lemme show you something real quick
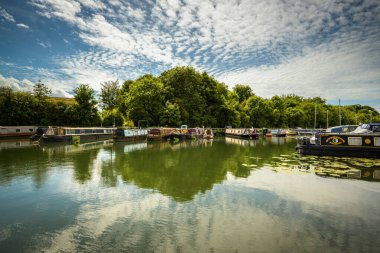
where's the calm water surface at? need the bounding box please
[0,137,380,253]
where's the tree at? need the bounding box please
[160,101,182,126]
[125,75,165,126]
[33,80,51,100]
[72,84,100,126]
[160,67,205,126]
[100,80,119,110]
[233,84,253,103]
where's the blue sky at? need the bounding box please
[0,0,379,111]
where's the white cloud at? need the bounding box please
[0,6,15,22]
[77,0,106,10]
[16,23,29,29]
[0,74,34,92]
[218,31,380,103]
[24,0,380,109]
[30,0,82,25]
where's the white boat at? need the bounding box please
[0,126,38,138]
[114,128,148,142]
[203,128,214,139]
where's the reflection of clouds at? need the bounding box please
[41,165,380,252]
[227,169,380,218]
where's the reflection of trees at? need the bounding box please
[110,138,298,201]
[0,145,48,188]
[41,142,111,184]
[224,137,297,177]
[113,140,234,201]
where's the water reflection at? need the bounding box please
[1,138,380,252]
[225,137,380,182]
[112,139,228,201]
[1,138,379,195]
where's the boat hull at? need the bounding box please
[113,135,147,142]
[297,144,380,158]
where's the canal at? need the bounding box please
[0,137,380,252]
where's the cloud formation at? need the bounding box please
[2,0,379,108]
[16,23,29,29]
[0,6,15,22]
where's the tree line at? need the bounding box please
[0,66,379,128]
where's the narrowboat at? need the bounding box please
[147,128,173,141]
[188,127,204,139]
[271,129,287,137]
[225,128,259,139]
[168,125,190,141]
[286,129,298,136]
[296,131,380,158]
[113,128,148,142]
[203,128,214,139]
[40,127,114,144]
[0,126,38,138]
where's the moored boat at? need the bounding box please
[40,127,114,144]
[188,127,203,139]
[225,128,258,139]
[113,128,148,142]
[271,129,287,137]
[272,129,286,137]
[296,129,380,158]
[203,128,214,139]
[286,129,298,136]
[169,128,188,141]
[0,126,38,138]
[147,128,173,141]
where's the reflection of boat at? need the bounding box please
[123,142,147,153]
[147,128,172,141]
[317,168,380,182]
[225,137,258,147]
[41,140,113,155]
[0,140,34,149]
[203,128,214,139]
[0,126,38,138]
[225,128,258,139]
[114,128,148,142]
[40,127,114,144]
[296,131,380,158]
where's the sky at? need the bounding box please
[0,0,379,111]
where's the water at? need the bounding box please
[0,137,379,253]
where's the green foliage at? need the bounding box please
[124,75,165,126]
[101,109,124,127]
[160,101,182,126]
[100,80,119,110]
[1,68,379,128]
[233,84,253,103]
[33,80,51,100]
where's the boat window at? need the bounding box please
[348,137,362,146]
[372,125,380,132]
[375,137,380,146]
[16,129,20,132]
[75,130,80,134]
[29,129,34,132]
